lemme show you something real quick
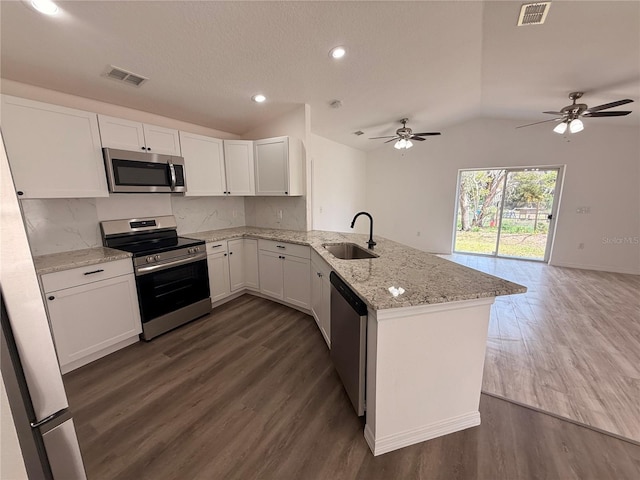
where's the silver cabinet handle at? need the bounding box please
[276,245,286,249]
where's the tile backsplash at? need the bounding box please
[21,198,101,256]
[172,196,245,234]
[21,194,308,256]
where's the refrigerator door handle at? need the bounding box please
[30,408,67,429]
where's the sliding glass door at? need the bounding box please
[454,168,560,261]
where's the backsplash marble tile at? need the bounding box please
[244,196,307,231]
[21,199,101,255]
[172,196,245,234]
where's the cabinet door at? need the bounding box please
[320,273,331,345]
[228,239,245,292]
[283,255,310,309]
[258,250,283,299]
[1,95,109,198]
[311,261,324,325]
[243,239,259,291]
[46,274,141,368]
[208,251,231,302]
[142,123,181,155]
[223,140,255,195]
[97,114,146,152]
[180,132,226,196]
[254,137,288,195]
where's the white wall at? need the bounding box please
[309,133,368,234]
[243,105,310,230]
[366,117,640,275]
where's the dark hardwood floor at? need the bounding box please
[64,295,640,480]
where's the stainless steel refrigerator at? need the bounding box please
[0,133,87,479]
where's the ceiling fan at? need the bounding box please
[369,118,441,149]
[517,92,634,134]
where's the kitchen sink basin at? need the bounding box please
[323,243,378,260]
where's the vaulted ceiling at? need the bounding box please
[1,1,638,151]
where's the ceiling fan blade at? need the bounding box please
[585,99,634,113]
[410,136,426,141]
[516,118,563,129]
[583,111,632,117]
[542,111,564,115]
[384,137,400,143]
[369,135,397,140]
[411,132,441,137]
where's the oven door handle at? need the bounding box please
[168,162,177,191]
[135,253,207,276]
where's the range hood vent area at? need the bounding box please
[104,65,148,87]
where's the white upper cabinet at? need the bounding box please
[98,114,181,156]
[179,132,226,196]
[254,136,303,196]
[0,95,109,199]
[223,140,255,196]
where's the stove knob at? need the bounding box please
[154,254,161,261]
[146,256,154,263]
[193,246,200,253]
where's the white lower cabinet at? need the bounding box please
[207,239,260,303]
[207,241,231,302]
[311,251,331,347]
[258,240,310,310]
[41,259,141,373]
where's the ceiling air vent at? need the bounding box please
[517,2,551,26]
[104,65,148,87]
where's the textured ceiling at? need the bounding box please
[1,1,638,152]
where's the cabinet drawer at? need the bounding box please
[41,258,133,293]
[207,240,228,254]
[258,239,310,259]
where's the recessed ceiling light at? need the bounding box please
[329,46,346,59]
[252,94,266,103]
[31,0,59,15]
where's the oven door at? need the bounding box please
[135,258,209,323]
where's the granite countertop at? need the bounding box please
[33,228,526,309]
[185,227,527,310]
[34,247,132,275]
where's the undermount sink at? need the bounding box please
[323,243,379,260]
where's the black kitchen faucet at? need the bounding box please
[350,211,376,250]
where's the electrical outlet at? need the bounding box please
[416,231,421,237]
[232,210,237,218]
[578,243,585,249]
[278,209,283,219]
[576,206,591,214]
[319,206,323,214]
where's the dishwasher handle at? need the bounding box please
[330,272,368,316]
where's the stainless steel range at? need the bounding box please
[100,215,211,340]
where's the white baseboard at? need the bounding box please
[364,411,481,456]
[549,260,639,276]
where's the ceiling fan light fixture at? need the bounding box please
[553,122,568,134]
[251,94,266,103]
[405,139,413,149]
[569,119,584,133]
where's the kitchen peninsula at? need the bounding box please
[183,227,527,455]
[33,227,525,456]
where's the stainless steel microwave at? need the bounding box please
[103,148,187,193]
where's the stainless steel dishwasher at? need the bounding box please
[330,272,367,416]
